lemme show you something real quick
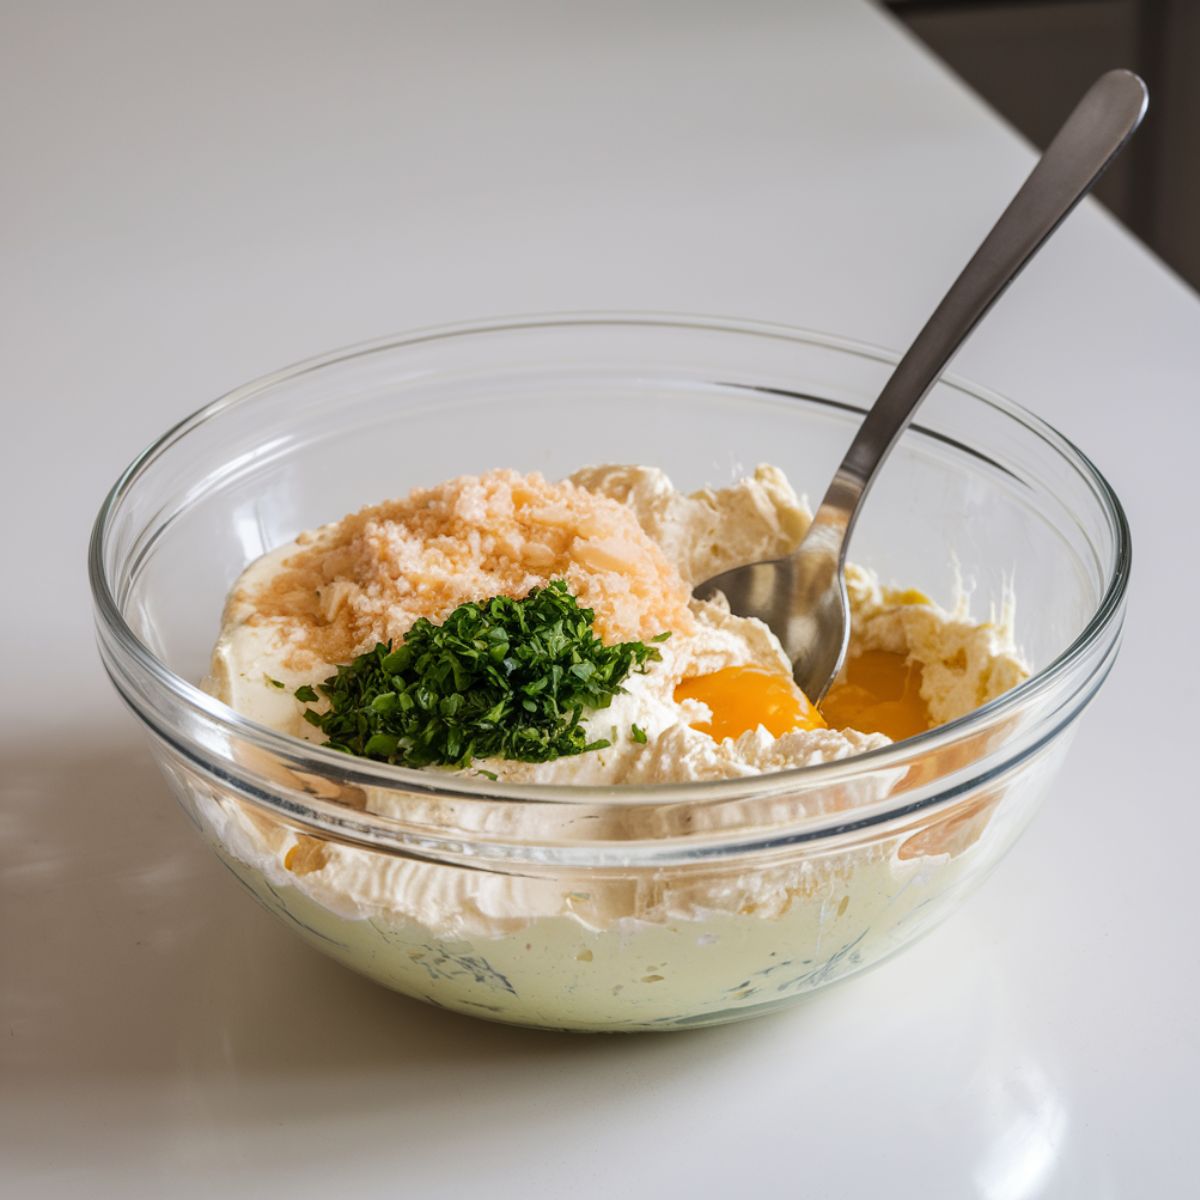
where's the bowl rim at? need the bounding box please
[89,310,1131,812]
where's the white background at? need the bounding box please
[3,1,1197,1195]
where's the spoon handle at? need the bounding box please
[814,68,1148,541]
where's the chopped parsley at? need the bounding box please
[296,580,666,768]
[630,723,648,744]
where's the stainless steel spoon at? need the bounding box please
[694,68,1148,703]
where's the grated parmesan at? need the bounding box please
[240,469,697,667]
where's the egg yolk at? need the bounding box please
[674,665,827,740]
[674,648,936,746]
[820,649,932,742]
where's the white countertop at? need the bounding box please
[4,1,1197,1195]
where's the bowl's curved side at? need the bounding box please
[149,714,1071,1030]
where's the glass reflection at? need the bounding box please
[975,1058,1068,1200]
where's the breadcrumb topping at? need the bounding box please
[240,469,697,667]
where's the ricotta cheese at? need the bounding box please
[195,463,1032,1029]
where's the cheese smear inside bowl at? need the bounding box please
[90,316,1129,1031]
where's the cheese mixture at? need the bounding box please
[209,464,1025,782]
[197,464,1031,1030]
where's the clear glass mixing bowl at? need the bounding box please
[89,315,1128,1031]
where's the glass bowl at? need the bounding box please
[89,315,1128,1032]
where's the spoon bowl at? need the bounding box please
[693,516,849,703]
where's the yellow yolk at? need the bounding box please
[821,649,932,742]
[674,665,826,741]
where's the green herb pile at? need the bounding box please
[295,580,669,769]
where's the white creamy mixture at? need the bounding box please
[210,465,1023,782]
[197,465,1030,1029]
